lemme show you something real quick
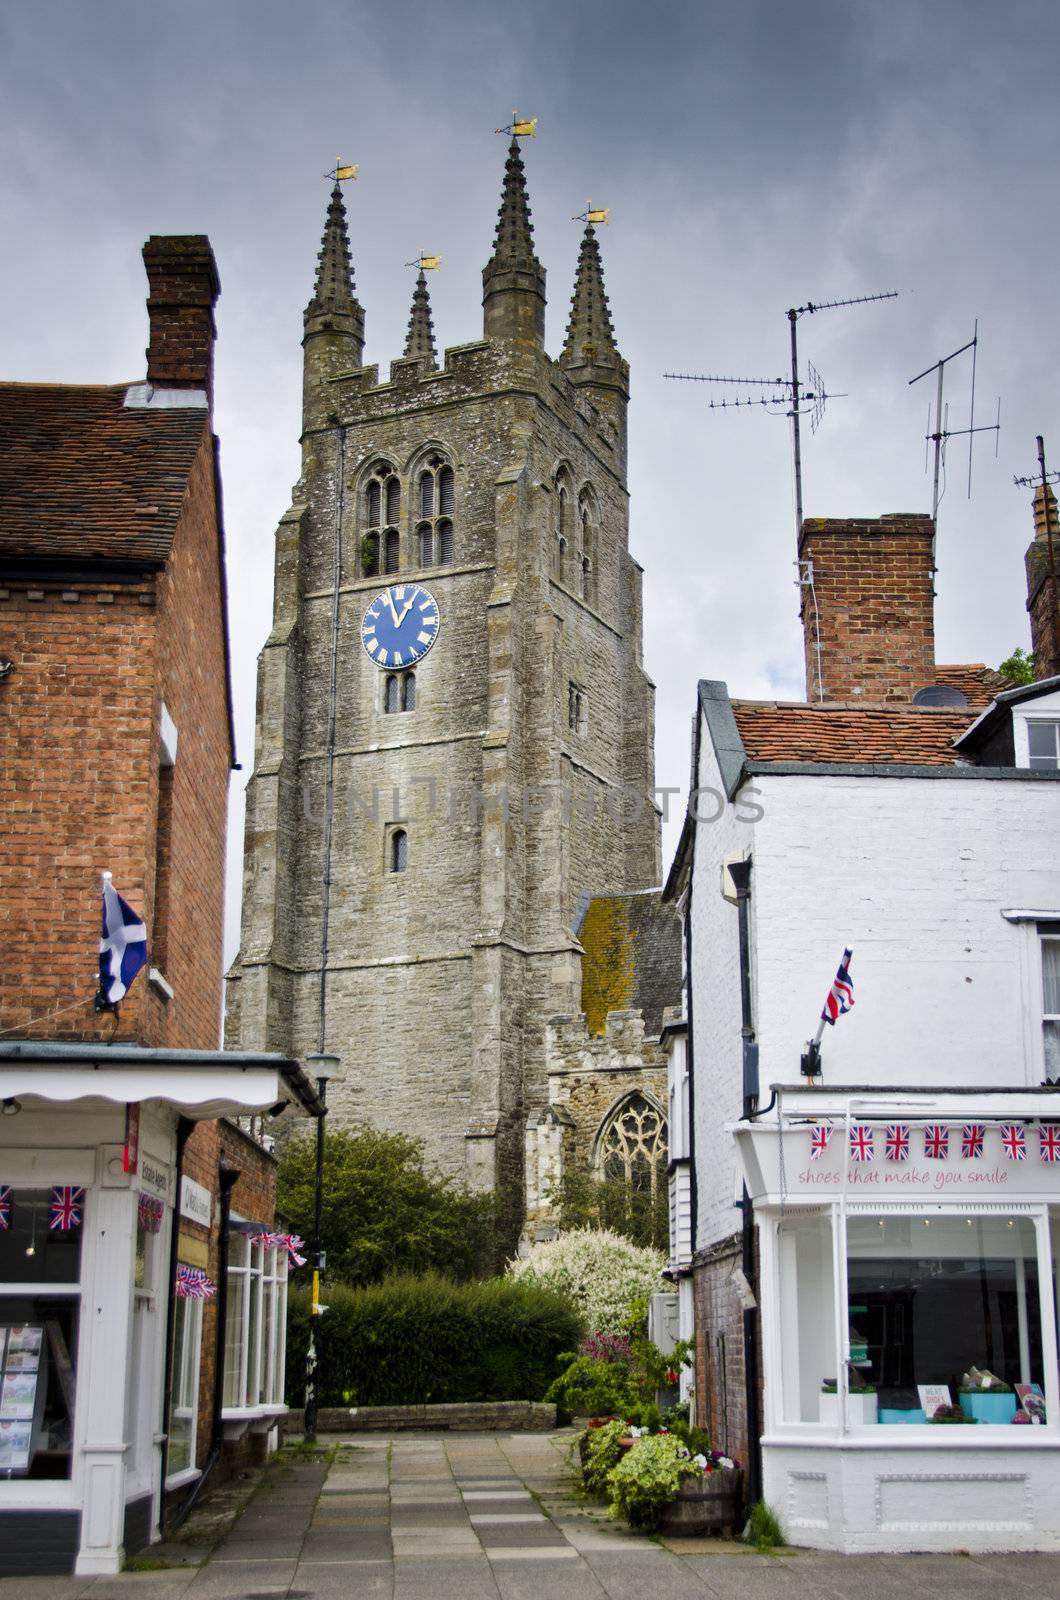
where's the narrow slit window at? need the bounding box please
[391,829,408,873]
[384,674,400,714]
[403,672,416,712]
[385,529,400,574]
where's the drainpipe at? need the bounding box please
[727,857,762,1514]
[158,1116,194,1529]
[168,1160,240,1529]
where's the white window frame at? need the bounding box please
[1014,708,1060,770]
[1042,932,1060,1083]
[221,1230,289,1422]
[165,1292,203,1488]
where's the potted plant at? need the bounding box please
[581,1418,629,1496]
[928,1403,978,1424]
[657,1449,744,1537]
[959,1368,1017,1424]
[606,1435,743,1535]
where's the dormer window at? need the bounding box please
[1027,719,1060,771]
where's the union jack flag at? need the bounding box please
[849,1124,874,1162]
[0,1186,10,1231]
[924,1124,949,1160]
[277,1232,307,1267]
[1001,1123,1027,1161]
[49,1186,84,1230]
[1039,1126,1060,1164]
[176,1266,216,1300]
[810,1124,833,1160]
[884,1124,910,1161]
[961,1123,985,1159]
[821,948,855,1026]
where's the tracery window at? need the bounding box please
[362,462,401,577]
[416,456,455,569]
[597,1093,667,1195]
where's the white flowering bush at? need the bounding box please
[507,1228,665,1333]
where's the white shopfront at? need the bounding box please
[733,1087,1060,1552]
[0,1044,316,1577]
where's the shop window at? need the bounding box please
[1043,933,1060,1082]
[0,1188,83,1480]
[846,1214,1044,1420]
[776,1211,836,1422]
[167,1294,202,1479]
[222,1232,288,1415]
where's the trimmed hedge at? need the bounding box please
[286,1273,584,1406]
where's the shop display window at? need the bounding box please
[222,1232,288,1413]
[0,1189,82,1479]
[167,1294,202,1479]
[776,1211,836,1422]
[847,1214,1045,1423]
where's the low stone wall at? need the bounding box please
[286,1401,558,1433]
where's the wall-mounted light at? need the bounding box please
[2,1098,21,1116]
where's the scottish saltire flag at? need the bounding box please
[0,1186,10,1230]
[809,1124,833,1160]
[849,1124,874,1162]
[49,1186,84,1230]
[885,1124,910,1162]
[1001,1123,1027,1161]
[821,949,855,1026]
[961,1123,985,1159]
[1039,1126,1060,1164]
[924,1124,950,1160]
[98,872,148,1006]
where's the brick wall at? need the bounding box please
[143,236,219,402]
[0,429,230,1048]
[798,514,936,702]
[693,1235,749,1463]
[1026,484,1059,680]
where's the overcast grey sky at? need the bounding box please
[3,0,1056,961]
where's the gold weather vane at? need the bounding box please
[324,160,359,182]
[573,202,609,224]
[405,254,441,270]
[495,112,537,137]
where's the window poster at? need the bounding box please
[917,1384,951,1419]
[0,1326,44,1473]
[0,1420,32,1472]
[1016,1383,1047,1423]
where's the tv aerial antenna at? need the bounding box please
[908,321,1000,565]
[1014,435,1060,657]
[665,290,897,542]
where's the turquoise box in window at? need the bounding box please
[878,1407,927,1424]
[960,1391,1017,1424]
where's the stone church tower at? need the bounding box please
[225,140,662,1214]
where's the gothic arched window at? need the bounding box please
[415,456,456,568]
[390,828,408,873]
[579,497,597,606]
[597,1094,667,1196]
[363,463,401,576]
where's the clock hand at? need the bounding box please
[396,598,416,627]
[384,591,401,626]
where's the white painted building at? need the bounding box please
[665,504,1060,1552]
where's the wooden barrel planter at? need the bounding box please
[659,1470,743,1537]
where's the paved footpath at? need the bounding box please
[5,1430,1060,1600]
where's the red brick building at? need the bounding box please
[0,237,319,1577]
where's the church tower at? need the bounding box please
[226,141,660,1213]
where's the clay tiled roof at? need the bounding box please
[730,701,977,766]
[932,663,1014,705]
[0,383,208,565]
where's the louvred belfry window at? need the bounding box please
[363,463,401,576]
[415,457,456,569]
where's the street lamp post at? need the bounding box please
[303,1052,341,1442]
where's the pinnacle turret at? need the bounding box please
[560,223,620,369]
[303,181,365,373]
[482,138,546,345]
[404,271,438,370]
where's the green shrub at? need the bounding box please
[286,1272,583,1406]
[606,1434,698,1529]
[545,1353,639,1421]
[745,1499,785,1551]
[582,1419,628,1495]
[277,1126,513,1286]
[507,1228,665,1333]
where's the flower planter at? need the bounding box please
[658,1470,743,1537]
[820,1390,877,1425]
[960,1391,1017,1424]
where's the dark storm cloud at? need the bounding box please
[2,0,1057,956]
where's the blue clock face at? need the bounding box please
[360,583,440,669]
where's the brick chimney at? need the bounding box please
[1026,482,1060,680]
[142,235,220,405]
[798,514,936,702]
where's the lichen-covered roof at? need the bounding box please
[0,382,208,565]
[577,890,682,1038]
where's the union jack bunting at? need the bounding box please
[1039,1126,1060,1164]
[821,948,855,1026]
[849,1124,874,1162]
[137,1193,164,1233]
[809,1124,833,1160]
[1001,1123,1027,1161]
[0,1186,10,1230]
[176,1266,216,1300]
[49,1186,84,1230]
[276,1232,307,1267]
[924,1124,949,1160]
[961,1123,985,1159]
[884,1124,910,1161]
